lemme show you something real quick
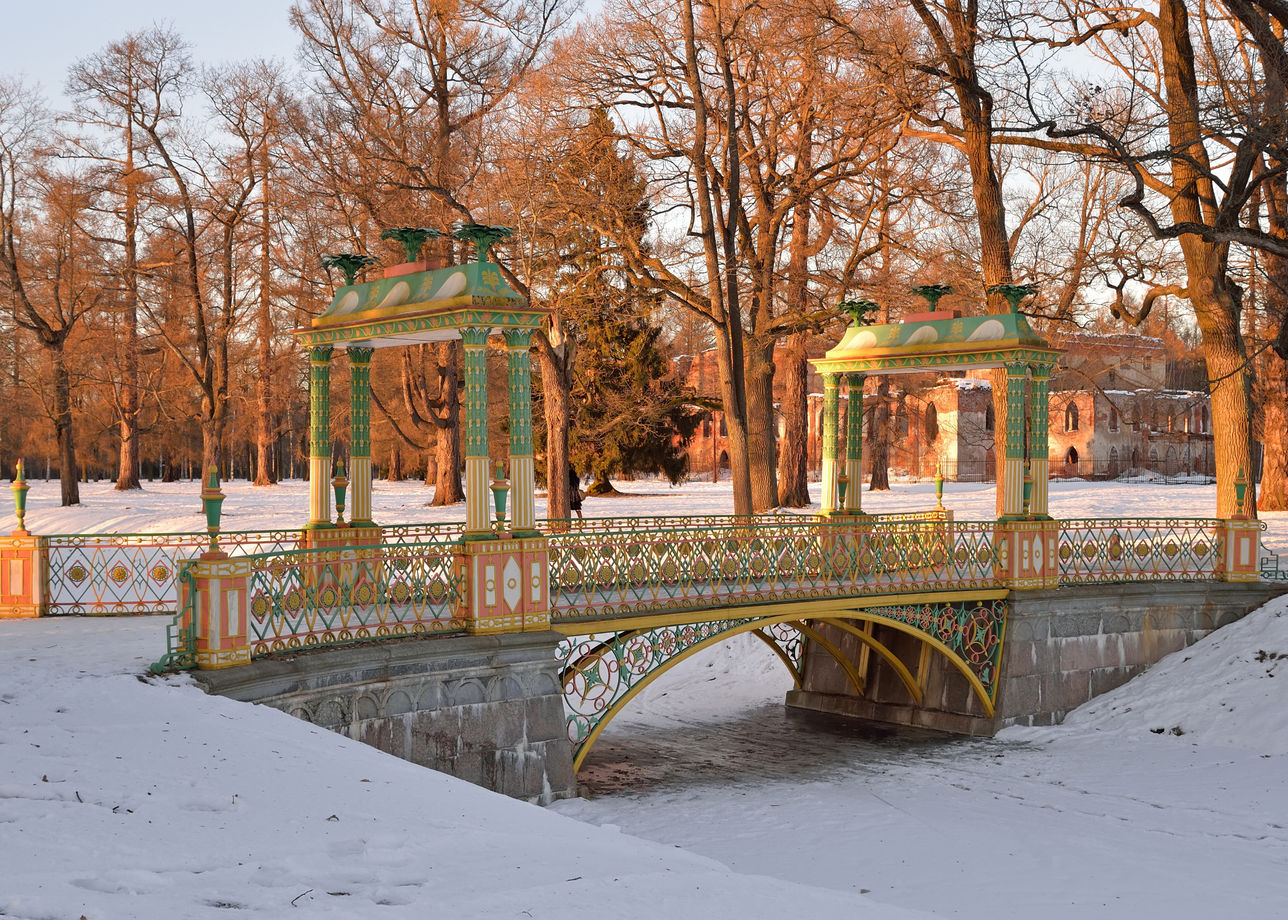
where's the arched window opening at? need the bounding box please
[924,404,939,442]
[1065,446,1079,468]
[1109,406,1119,432]
[1064,402,1079,432]
[1107,446,1120,478]
[985,406,995,432]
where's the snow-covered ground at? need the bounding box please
[2,481,1287,918]
[4,475,1287,555]
[555,601,1288,918]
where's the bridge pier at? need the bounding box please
[195,630,577,805]
[787,581,1287,735]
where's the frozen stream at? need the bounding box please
[576,699,971,797]
[553,633,1288,919]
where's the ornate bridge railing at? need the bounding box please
[151,538,466,670]
[543,508,949,534]
[43,522,467,616]
[547,517,1003,623]
[1261,547,1288,582]
[1055,518,1228,584]
[242,540,464,658]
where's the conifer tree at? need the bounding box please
[568,307,701,494]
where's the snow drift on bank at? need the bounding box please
[1002,594,1288,753]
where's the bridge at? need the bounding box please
[146,505,1277,792]
[4,241,1281,803]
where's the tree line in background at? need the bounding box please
[1,0,1285,518]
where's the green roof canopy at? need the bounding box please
[812,311,1061,376]
[296,261,545,349]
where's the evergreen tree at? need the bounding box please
[570,306,701,494]
[530,108,700,495]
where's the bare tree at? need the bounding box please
[0,80,100,505]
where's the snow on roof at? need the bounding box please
[1054,331,1166,350]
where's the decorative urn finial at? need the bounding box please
[452,223,513,263]
[837,298,880,327]
[987,282,1039,314]
[321,253,380,286]
[380,227,442,264]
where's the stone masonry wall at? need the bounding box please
[195,631,577,805]
[788,582,1286,735]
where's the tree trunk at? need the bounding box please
[113,277,141,490]
[1159,0,1257,518]
[1260,350,1288,510]
[777,332,810,506]
[536,327,573,521]
[963,110,1016,517]
[254,144,276,486]
[712,326,754,515]
[115,135,141,491]
[430,340,464,505]
[868,375,890,491]
[200,403,219,484]
[745,338,779,511]
[424,448,438,488]
[936,6,1015,515]
[681,0,752,516]
[1201,320,1257,517]
[52,342,80,506]
[1257,118,1288,509]
[387,443,403,482]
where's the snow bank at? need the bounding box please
[1003,594,1288,754]
[0,616,919,920]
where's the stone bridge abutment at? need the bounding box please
[194,630,577,805]
[787,581,1287,735]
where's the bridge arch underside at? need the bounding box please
[556,594,1007,770]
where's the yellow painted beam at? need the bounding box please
[817,618,923,706]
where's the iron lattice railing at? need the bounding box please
[559,619,805,760]
[43,522,466,616]
[1055,518,1229,584]
[243,541,465,658]
[149,563,198,674]
[543,508,949,533]
[1261,547,1288,582]
[547,517,1003,622]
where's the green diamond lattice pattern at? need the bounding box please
[1057,519,1225,583]
[548,519,1003,622]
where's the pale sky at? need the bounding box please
[3,0,301,101]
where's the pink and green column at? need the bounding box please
[505,328,537,535]
[306,344,375,530]
[307,345,335,528]
[348,346,375,526]
[820,373,865,515]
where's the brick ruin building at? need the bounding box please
[675,332,1215,483]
